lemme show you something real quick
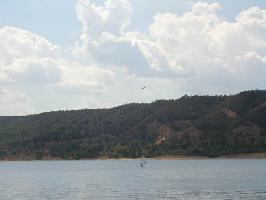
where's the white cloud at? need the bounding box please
[0,88,34,116]
[74,0,166,75]
[76,0,132,35]
[141,4,266,77]
[0,25,116,114]
[80,96,113,109]
[191,2,221,15]
[0,26,114,90]
[75,0,132,54]
[73,0,266,95]
[0,26,61,82]
[58,59,114,90]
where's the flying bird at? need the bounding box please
[141,86,146,90]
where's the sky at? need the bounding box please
[0,0,266,115]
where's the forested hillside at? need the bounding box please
[0,90,266,160]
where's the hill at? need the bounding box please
[0,90,266,160]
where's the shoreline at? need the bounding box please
[1,152,266,161]
[152,152,266,160]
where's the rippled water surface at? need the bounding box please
[0,159,266,199]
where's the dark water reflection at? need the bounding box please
[0,159,266,199]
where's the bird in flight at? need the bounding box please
[141,86,146,90]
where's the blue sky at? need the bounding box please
[0,0,266,115]
[1,0,265,46]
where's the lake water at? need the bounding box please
[0,159,266,199]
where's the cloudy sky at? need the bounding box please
[0,0,265,115]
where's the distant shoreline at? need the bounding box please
[1,152,266,161]
[151,152,266,160]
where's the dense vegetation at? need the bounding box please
[0,90,266,160]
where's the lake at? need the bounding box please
[0,159,266,199]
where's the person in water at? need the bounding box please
[140,160,146,168]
